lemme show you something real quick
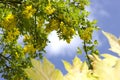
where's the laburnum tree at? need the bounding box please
[0,0,99,80]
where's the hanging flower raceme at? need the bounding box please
[44,3,55,15]
[1,13,20,42]
[4,28,20,42]
[79,27,93,41]
[45,19,60,33]
[23,44,36,54]
[1,13,16,30]
[22,5,36,19]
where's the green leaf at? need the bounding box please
[94,40,98,45]
[77,47,82,55]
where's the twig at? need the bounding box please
[0,53,15,66]
[0,53,11,63]
[83,41,93,69]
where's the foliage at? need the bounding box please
[0,0,99,79]
[25,31,120,80]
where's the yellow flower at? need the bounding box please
[26,5,32,11]
[23,34,32,42]
[37,18,44,28]
[66,38,71,43]
[45,19,59,33]
[50,19,59,30]
[5,13,14,21]
[5,31,14,42]
[80,27,93,41]
[15,52,19,58]
[45,4,55,15]
[69,28,75,36]
[60,21,64,27]
[23,44,36,54]
[22,5,36,19]
[4,28,20,42]
[14,28,20,36]
[2,13,16,30]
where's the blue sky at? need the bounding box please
[1,0,120,79]
[45,0,120,74]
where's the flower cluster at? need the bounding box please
[59,22,76,43]
[2,13,16,30]
[79,27,93,41]
[22,5,36,19]
[45,19,60,33]
[45,20,76,43]
[4,28,20,42]
[23,34,47,54]
[23,44,36,54]
[44,4,55,15]
[1,13,20,42]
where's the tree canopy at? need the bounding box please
[0,0,99,80]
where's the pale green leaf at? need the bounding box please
[62,60,72,73]
[77,47,82,54]
[50,69,64,80]
[102,31,120,56]
[64,56,97,80]
[24,58,64,80]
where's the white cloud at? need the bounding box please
[45,31,82,57]
[45,29,102,57]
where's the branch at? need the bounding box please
[0,53,15,66]
[0,53,11,63]
[83,41,93,69]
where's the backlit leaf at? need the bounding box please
[102,31,120,56]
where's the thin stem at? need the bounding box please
[0,53,11,63]
[0,53,15,66]
[83,41,93,69]
[34,9,37,47]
